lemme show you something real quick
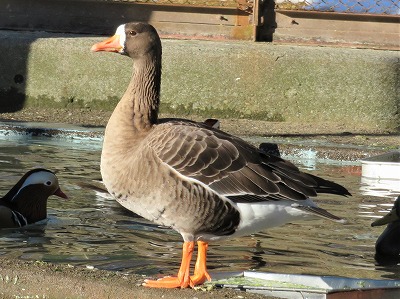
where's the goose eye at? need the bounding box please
[128,30,137,36]
[45,181,52,186]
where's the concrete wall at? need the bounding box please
[0,30,399,130]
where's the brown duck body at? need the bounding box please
[94,22,350,288]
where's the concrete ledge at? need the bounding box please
[0,30,399,130]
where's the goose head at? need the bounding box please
[0,169,67,227]
[371,196,400,264]
[91,22,162,130]
[91,23,161,60]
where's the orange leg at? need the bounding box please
[190,241,211,287]
[143,241,194,288]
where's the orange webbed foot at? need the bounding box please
[143,271,210,288]
[144,241,194,289]
[143,240,211,289]
[143,276,190,288]
[189,240,211,287]
[189,271,211,287]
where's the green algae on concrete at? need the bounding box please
[0,30,398,130]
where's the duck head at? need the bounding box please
[0,169,67,227]
[372,196,400,265]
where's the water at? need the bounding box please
[0,128,399,281]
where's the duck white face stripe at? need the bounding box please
[115,24,126,52]
[11,171,57,201]
[21,171,56,189]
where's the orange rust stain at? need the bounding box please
[331,165,362,176]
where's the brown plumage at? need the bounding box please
[91,22,350,288]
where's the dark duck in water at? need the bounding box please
[0,169,67,228]
[372,196,400,265]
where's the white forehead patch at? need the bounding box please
[11,171,58,201]
[115,24,126,50]
[21,171,57,189]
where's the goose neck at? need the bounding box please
[124,55,161,130]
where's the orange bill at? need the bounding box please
[91,35,122,53]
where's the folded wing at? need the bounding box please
[149,121,351,203]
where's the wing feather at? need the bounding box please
[148,120,350,203]
[247,163,281,182]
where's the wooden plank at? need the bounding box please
[62,0,239,8]
[267,10,400,49]
[0,0,254,39]
[276,9,400,23]
[277,13,400,34]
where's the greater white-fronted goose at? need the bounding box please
[91,22,351,288]
[0,169,67,228]
[372,196,400,265]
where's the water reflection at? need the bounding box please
[360,177,400,198]
[1,132,400,280]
